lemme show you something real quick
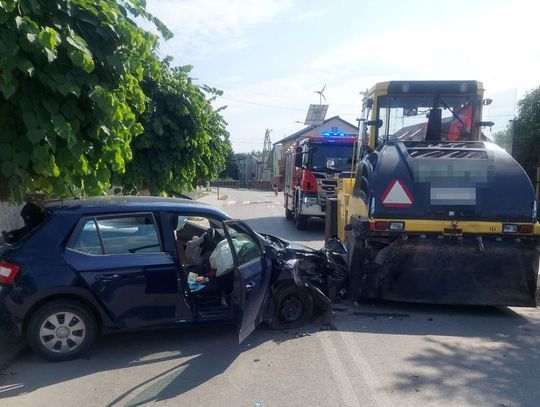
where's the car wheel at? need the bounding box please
[27,299,98,361]
[270,286,313,330]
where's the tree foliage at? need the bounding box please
[492,126,512,153]
[514,86,540,182]
[0,0,230,202]
[118,60,230,195]
[0,0,174,200]
[220,148,239,181]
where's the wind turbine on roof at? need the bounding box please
[314,84,326,105]
[304,85,328,127]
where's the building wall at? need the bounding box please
[272,145,282,178]
[0,202,23,234]
[238,156,258,187]
[256,159,264,182]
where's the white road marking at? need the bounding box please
[339,331,394,407]
[318,332,362,407]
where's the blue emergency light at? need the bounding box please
[321,131,347,137]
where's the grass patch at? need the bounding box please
[218,194,229,201]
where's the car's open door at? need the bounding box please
[222,220,271,343]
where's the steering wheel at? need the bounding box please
[200,228,217,257]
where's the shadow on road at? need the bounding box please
[1,303,539,406]
[0,323,318,406]
[339,302,540,406]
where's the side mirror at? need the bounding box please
[366,119,383,128]
[265,245,278,260]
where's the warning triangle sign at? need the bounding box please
[381,180,413,208]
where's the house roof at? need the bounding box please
[274,116,358,145]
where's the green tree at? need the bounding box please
[234,152,250,161]
[492,126,512,153]
[0,0,170,201]
[117,60,230,195]
[220,148,239,180]
[514,86,540,183]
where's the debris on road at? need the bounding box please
[353,311,410,319]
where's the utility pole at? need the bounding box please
[261,129,273,183]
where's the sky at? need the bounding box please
[146,0,540,152]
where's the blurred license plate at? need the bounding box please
[430,187,476,205]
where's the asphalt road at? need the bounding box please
[204,187,326,249]
[1,188,540,407]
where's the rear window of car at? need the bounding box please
[1,202,47,246]
[69,213,162,255]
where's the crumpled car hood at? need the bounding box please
[260,233,349,302]
[259,233,314,252]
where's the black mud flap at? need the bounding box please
[364,235,539,306]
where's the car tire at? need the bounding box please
[27,299,98,361]
[270,286,314,330]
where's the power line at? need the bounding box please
[223,95,516,120]
[221,96,306,112]
[220,96,358,117]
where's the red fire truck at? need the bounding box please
[283,134,357,229]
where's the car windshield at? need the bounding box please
[377,95,479,142]
[309,144,354,172]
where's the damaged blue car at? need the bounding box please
[0,197,346,361]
